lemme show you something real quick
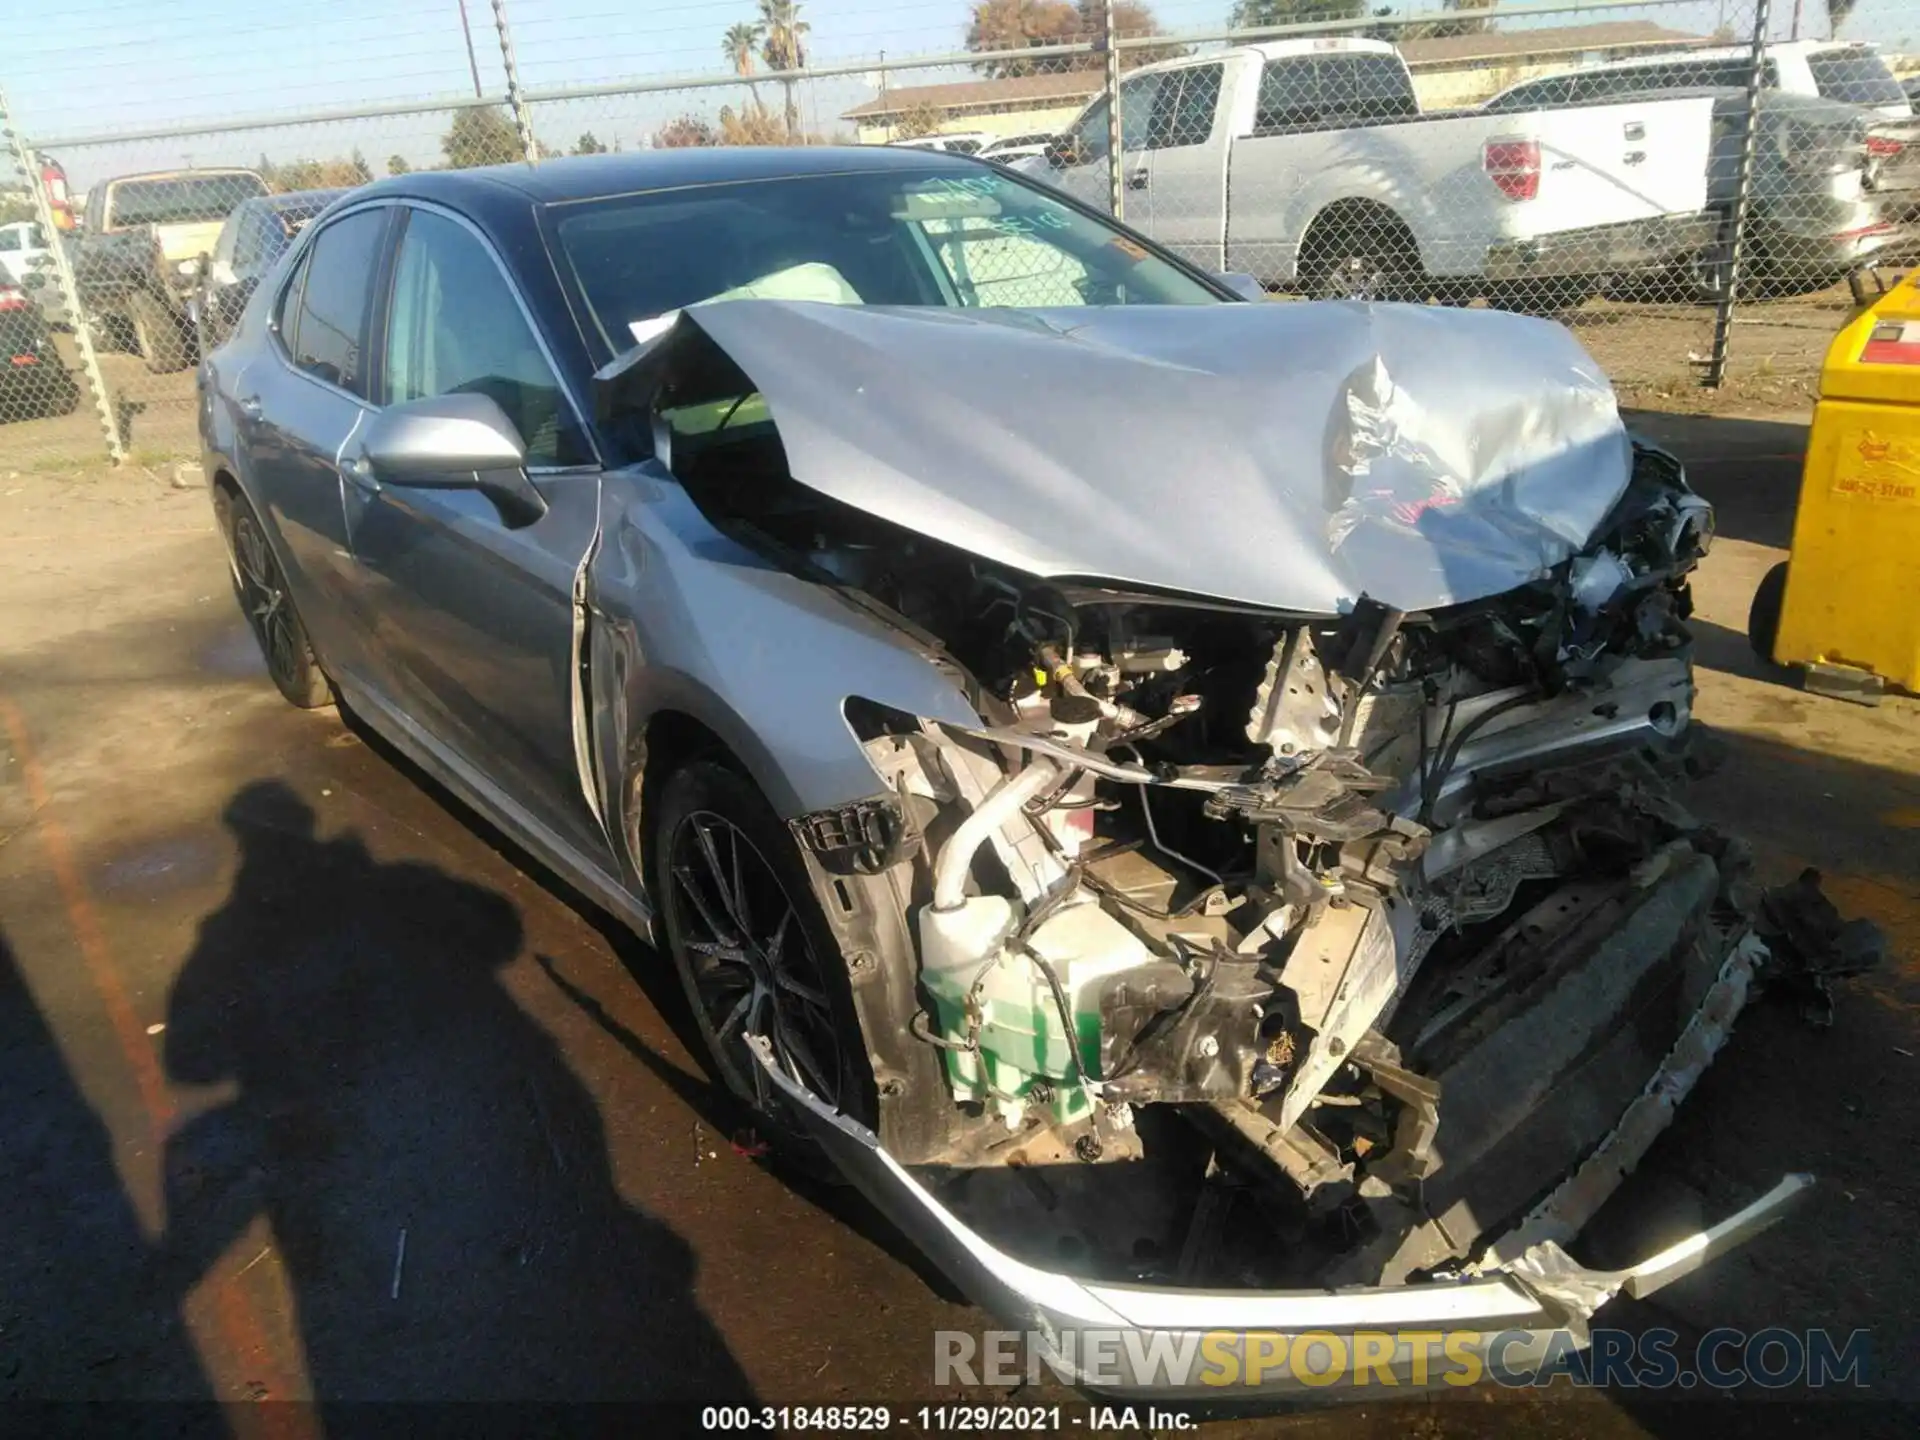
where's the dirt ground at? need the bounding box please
[0,404,1916,1434]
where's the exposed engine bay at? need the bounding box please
[604,298,1877,1298]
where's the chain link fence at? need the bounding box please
[2,0,1915,473]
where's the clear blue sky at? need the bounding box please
[3,0,1915,189]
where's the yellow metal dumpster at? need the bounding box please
[1750,271,1920,699]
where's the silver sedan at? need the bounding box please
[200,146,1826,1396]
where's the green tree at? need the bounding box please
[1400,0,1496,40]
[572,131,608,155]
[965,1,1179,78]
[1227,0,1363,26]
[386,154,411,176]
[441,106,526,168]
[724,19,768,114]
[348,148,374,185]
[654,114,717,148]
[757,0,810,139]
[1829,0,1859,34]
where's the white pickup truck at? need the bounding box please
[1032,38,1720,309]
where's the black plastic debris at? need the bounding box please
[1756,867,1886,1026]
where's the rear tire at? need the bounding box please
[650,760,875,1165]
[1304,222,1422,302]
[219,487,332,709]
[129,291,193,374]
[1747,561,1789,664]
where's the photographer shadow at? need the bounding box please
[155,778,753,1403]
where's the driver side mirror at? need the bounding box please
[358,392,548,527]
[1216,272,1265,303]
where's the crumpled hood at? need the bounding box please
[617,298,1634,614]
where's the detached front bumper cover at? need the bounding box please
[748,976,1813,1398]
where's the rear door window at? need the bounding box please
[1255,57,1318,133]
[287,207,386,396]
[1806,49,1907,107]
[1334,54,1418,121]
[273,250,310,354]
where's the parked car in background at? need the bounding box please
[885,131,992,155]
[976,131,1060,165]
[0,278,79,420]
[1485,79,1920,291]
[189,188,346,351]
[1489,39,1912,121]
[0,220,49,285]
[72,167,268,373]
[1040,38,1719,311]
[199,149,1819,1392]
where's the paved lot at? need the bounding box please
[0,407,1916,1433]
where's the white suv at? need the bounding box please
[1486,39,1912,120]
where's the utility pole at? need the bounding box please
[489,0,539,164]
[456,0,485,97]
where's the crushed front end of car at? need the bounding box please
[601,296,1869,1394]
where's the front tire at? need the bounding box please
[650,760,874,1157]
[220,488,332,709]
[1748,561,1789,664]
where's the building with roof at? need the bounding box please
[842,69,1103,146]
[842,21,1704,143]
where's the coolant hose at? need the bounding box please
[932,761,1062,912]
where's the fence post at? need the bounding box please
[1103,1,1123,220]
[1705,0,1773,388]
[488,0,539,164]
[0,88,123,466]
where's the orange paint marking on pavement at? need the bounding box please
[0,692,319,1437]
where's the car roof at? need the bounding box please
[249,187,349,214]
[349,146,997,211]
[1563,37,1874,73]
[109,168,263,184]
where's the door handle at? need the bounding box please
[1623,150,1647,166]
[236,394,262,419]
[1127,169,1149,190]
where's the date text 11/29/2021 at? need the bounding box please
[700,1406,1196,1432]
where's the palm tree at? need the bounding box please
[755,0,810,141]
[723,20,766,115]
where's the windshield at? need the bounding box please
[550,165,1220,358]
[109,173,267,228]
[1806,49,1907,107]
